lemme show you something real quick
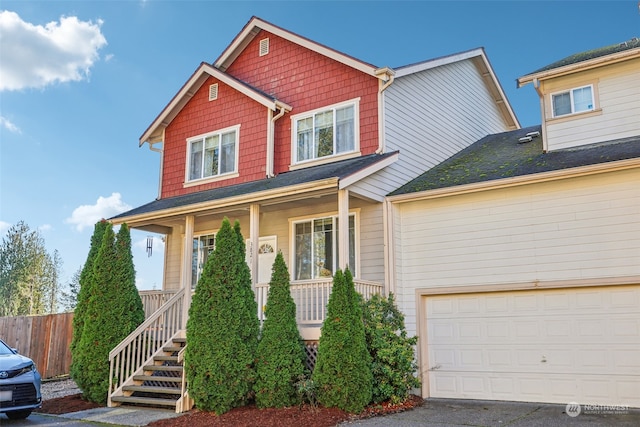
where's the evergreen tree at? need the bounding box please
[70,220,107,384]
[114,223,145,335]
[362,293,420,404]
[313,268,372,413]
[185,218,259,414]
[0,221,59,316]
[254,252,306,408]
[73,222,144,404]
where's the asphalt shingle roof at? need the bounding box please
[390,126,640,196]
[112,152,397,219]
[528,37,640,75]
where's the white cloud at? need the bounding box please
[0,11,107,91]
[66,193,131,232]
[0,116,21,133]
[0,221,11,235]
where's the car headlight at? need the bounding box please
[16,363,36,376]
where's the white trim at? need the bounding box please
[339,151,399,189]
[290,98,360,166]
[185,124,241,184]
[215,17,380,77]
[394,48,484,77]
[288,209,360,280]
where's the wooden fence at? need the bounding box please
[0,312,74,379]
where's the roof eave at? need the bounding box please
[389,157,640,204]
[517,48,640,88]
[214,16,381,78]
[139,63,291,147]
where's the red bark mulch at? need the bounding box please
[36,393,423,427]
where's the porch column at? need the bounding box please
[249,203,260,285]
[338,189,350,271]
[181,215,194,327]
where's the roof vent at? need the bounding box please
[259,38,269,56]
[209,83,218,101]
[518,136,533,144]
[526,131,541,138]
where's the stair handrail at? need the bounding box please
[108,288,186,407]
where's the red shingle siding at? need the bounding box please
[227,30,379,174]
[161,76,267,199]
[159,29,379,199]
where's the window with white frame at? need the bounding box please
[192,233,215,288]
[293,101,357,164]
[293,214,356,280]
[187,126,238,182]
[551,85,594,117]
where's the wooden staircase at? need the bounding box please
[111,336,188,410]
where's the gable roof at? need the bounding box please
[140,62,292,146]
[389,126,640,198]
[214,16,388,79]
[395,47,519,130]
[518,37,640,87]
[111,151,398,222]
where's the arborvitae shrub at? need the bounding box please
[185,218,259,414]
[254,251,306,408]
[313,268,372,413]
[70,219,108,385]
[73,223,144,403]
[362,293,420,404]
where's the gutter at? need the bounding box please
[110,177,339,225]
[388,157,640,204]
[148,139,164,199]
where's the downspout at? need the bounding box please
[376,68,395,154]
[148,134,164,199]
[532,78,549,152]
[267,104,287,178]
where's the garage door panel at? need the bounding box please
[424,286,640,406]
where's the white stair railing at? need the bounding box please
[108,288,185,407]
[139,290,178,319]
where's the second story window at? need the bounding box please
[293,100,358,164]
[187,126,239,182]
[551,85,594,117]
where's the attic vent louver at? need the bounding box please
[259,38,269,56]
[209,83,218,101]
[526,131,541,138]
[518,136,533,144]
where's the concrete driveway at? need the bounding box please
[340,398,640,427]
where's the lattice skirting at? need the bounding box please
[304,341,318,372]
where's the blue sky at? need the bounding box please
[1,0,639,293]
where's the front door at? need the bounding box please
[246,236,277,284]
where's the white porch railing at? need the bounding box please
[139,290,178,319]
[255,278,383,325]
[108,288,186,407]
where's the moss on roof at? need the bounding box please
[390,126,640,196]
[528,37,640,75]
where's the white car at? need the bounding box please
[0,339,42,419]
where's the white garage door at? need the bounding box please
[424,285,640,406]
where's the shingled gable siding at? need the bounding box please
[225,30,381,172]
[161,76,268,198]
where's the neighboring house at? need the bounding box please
[387,38,640,406]
[107,16,517,411]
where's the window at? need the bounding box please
[551,85,594,117]
[293,214,356,280]
[192,234,215,288]
[293,101,357,163]
[187,126,238,182]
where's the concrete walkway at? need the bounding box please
[340,398,640,427]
